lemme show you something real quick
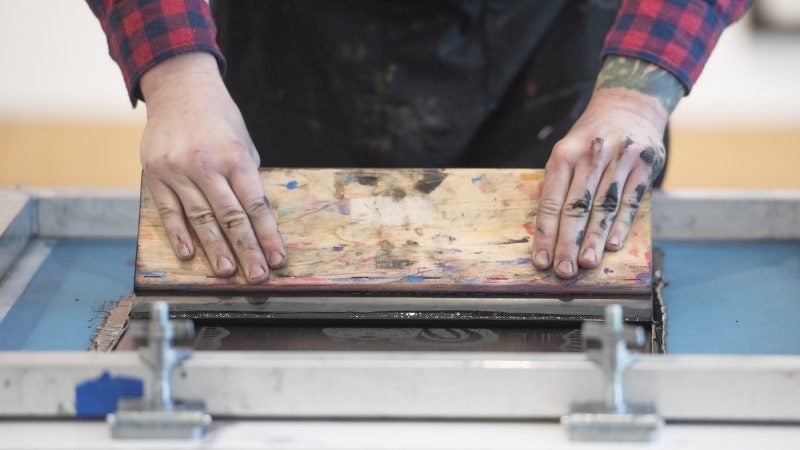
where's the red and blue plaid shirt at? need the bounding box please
[87,0,750,105]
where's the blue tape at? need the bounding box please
[75,371,143,418]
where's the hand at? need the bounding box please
[140,52,287,283]
[532,75,672,278]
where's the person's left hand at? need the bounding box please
[531,88,667,279]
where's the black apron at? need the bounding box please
[213,0,665,185]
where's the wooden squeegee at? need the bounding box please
[134,168,652,300]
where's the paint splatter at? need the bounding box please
[402,274,426,283]
[471,175,483,184]
[356,174,379,186]
[285,180,299,190]
[497,258,533,265]
[415,170,447,194]
[499,237,530,245]
[335,201,350,215]
[523,223,536,235]
[332,246,344,252]
[603,267,614,274]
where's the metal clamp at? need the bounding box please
[108,301,211,439]
[561,304,663,442]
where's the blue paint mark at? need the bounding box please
[497,258,532,265]
[285,180,299,190]
[332,245,344,252]
[75,371,143,418]
[139,271,166,278]
[436,262,456,272]
[343,173,353,182]
[402,274,426,282]
[603,267,614,274]
[471,175,483,184]
[336,201,350,215]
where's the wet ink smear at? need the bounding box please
[600,182,619,213]
[415,170,447,194]
[634,183,647,202]
[576,229,585,246]
[592,137,605,152]
[623,136,634,148]
[570,190,592,213]
[356,174,379,186]
[639,148,657,166]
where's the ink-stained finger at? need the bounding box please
[229,168,287,269]
[577,136,638,268]
[532,149,574,270]
[552,138,610,278]
[147,179,194,261]
[195,174,271,284]
[169,178,238,278]
[607,165,651,252]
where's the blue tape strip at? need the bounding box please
[75,371,143,418]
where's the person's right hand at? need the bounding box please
[139,52,287,283]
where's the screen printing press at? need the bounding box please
[0,168,799,449]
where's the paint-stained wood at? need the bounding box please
[135,169,652,295]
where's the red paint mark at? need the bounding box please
[525,80,538,96]
[486,275,508,282]
[287,243,299,249]
[629,247,639,257]
[523,223,536,236]
[645,250,652,261]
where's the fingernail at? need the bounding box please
[177,242,191,259]
[534,250,549,267]
[217,257,234,273]
[557,260,574,275]
[269,251,285,267]
[609,236,621,249]
[581,247,596,264]
[249,265,266,280]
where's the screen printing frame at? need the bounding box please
[0,188,799,424]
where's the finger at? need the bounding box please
[147,179,195,261]
[229,168,288,269]
[552,138,610,278]
[196,174,271,283]
[169,178,238,278]
[532,149,574,270]
[578,138,638,268]
[607,165,651,251]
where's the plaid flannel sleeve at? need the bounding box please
[86,0,226,105]
[602,0,751,92]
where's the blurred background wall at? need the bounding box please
[0,1,798,189]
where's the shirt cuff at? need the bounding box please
[601,0,750,93]
[99,0,226,106]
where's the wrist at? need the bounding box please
[140,52,225,116]
[586,88,669,132]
